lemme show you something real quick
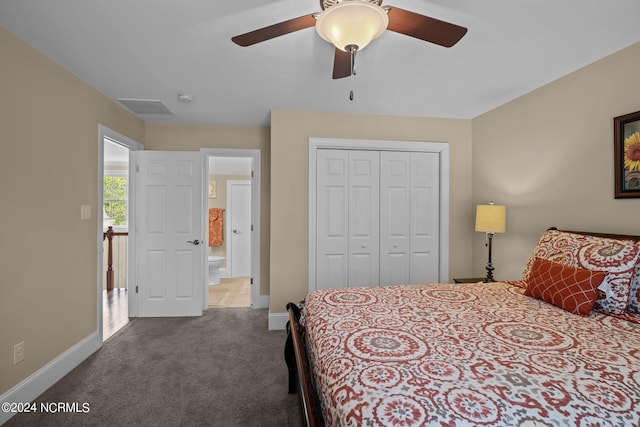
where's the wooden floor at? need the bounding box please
[208,277,250,308]
[103,289,129,341]
[102,278,249,340]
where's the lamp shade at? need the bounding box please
[315,1,389,51]
[475,204,506,233]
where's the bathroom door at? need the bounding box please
[228,181,251,277]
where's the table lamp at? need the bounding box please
[475,202,506,282]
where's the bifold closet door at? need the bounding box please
[348,150,380,287]
[380,151,440,285]
[316,149,440,290]
[316,150,379,289]
[316,149,349,290]
[379,151,411,285]
[408,152,440,283]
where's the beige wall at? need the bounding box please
[0,27,144,394]
[144,123,271,295]
[472,41,640,281]
[269,110,473,312]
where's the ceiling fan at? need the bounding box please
[231,0,467,79]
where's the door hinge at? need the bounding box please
[136,285,139,293]
[251,224,253,231]
[250,277,253,285]
[136,164,139,173]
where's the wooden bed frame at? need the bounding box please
[283,228,640,427]
[284,302,324,427]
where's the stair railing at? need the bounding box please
[102,226,129,291]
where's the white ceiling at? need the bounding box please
[2,0,640,128]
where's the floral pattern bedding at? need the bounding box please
[302,282,640,427]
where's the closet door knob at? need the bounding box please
[187,239,201,246]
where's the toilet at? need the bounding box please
[208,256,225,286]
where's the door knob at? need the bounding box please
[187,239,201,245]
[233,229,239,234]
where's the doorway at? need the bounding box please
[202,149,267,309]
[102,138,129,338]
[206,158,251,308]
[98,125,142,341]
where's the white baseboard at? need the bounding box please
[268,311,289,330]
[0,332,101,425]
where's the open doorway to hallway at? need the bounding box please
[102,138,130,339]
[98,125,142,340]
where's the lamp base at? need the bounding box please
[483,264,495,283]
[484,232,496,283]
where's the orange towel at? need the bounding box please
[209,208,224,247]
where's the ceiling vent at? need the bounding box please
[117,98,174,115]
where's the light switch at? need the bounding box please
[81,205,91,220]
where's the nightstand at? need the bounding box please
[453,277,491,284]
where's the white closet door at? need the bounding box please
[349,151,380,287]
[316,150,349,290]
[379,151,411,286]
[316,148,441,291]
[410,152,440,283]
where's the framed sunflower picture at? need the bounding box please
[614,110,640,198]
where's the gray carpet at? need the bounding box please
[5,308,299,427]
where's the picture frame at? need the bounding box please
[208,181,217,198]
[614,110,640,198]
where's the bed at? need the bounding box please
[284,228,640,427]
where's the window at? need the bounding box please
[104,173,128,228]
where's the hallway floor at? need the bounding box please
[103,289,129,340]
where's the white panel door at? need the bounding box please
[136,151,203,317]
[410,152,440,283]
[349,151,380,287]
[229,181,251,277]
[379,151,411,286]
[316,150,349,290]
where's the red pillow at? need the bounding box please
[524,258,606,316]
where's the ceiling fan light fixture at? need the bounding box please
[315,1,388,52]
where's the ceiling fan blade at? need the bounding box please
[332,48,352,79]
[231,14,317,47]
[385,6,467,48]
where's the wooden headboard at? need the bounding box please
[548,227,640,241]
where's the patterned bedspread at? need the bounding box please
[302,282,640,427]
